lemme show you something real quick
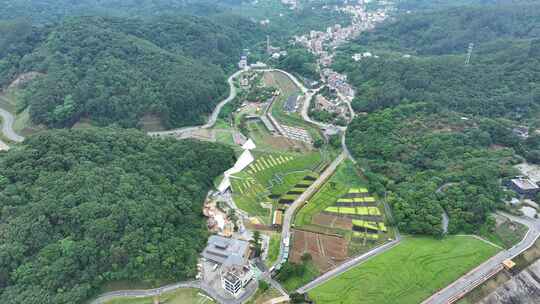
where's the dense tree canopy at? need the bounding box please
[346,104,519,235]
[0,15,266,129]
[333,3,540,119]
[342,2,539,235]
[0,128,235,304]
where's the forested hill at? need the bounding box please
[356,2,540,55]
[342,2,540,236]
[0,128,235,304]
[334,3,540,118]
[0,15,264,129]
[0,0,242,23]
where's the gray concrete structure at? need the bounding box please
[202,235,250,266]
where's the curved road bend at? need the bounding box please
[148,69,245,138]
[0,96,25,143]
[90,281,201,304]
[91,280,257,304]
[422,212,540,304]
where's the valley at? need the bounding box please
[1,1,540,304]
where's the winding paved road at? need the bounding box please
[90,281,201,304]
[148,69,245,138]
[0,95,25,147]
[90,280,257,304]
[422,212,540,304]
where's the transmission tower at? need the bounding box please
[465,43,474,65]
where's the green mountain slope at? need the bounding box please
[0,128,235,304]
[1,15,264,128]
[342,3,540,236]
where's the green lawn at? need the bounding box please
[103,288,211,304]
[213,118,232,130]
[478,218,528,249]
[295,160,366,227]
[266,232,282,267]
[308,236,500,304]
[281,261,320,292]
[215,130,235,145]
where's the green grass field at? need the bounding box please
[295,160,366,227]
[214,130,235,146]
[478,218,528,249]
[266,232,281,267]
[308,236,500,304]
[103,288,211,304]
[231,151,323,219]
[281,261,320,292]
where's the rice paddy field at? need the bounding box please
[308,236,501,304]
[294,160,366,227]
[230,151,324,220]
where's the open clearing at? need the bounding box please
[103,288,211,304]
[308,236,500,304]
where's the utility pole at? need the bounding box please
[465,43,474,66]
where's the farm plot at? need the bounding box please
[230,151,323,220]
[294,161,367,227]
[293,160,393,257]
[312,214,352,230]
[246,120,308,152]
[290,229,348,272]
[308,236,501,304]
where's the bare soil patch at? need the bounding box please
[313,213,353,230]
[290,229,348,272]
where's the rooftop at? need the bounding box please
[511,178,539,190]
[202,235,250,265]
[284,94,298,112]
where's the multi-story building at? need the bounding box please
[221,262,254,297]
[202,236,254,297]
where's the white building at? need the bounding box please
[221,262,254,297]
[201,235,254,297]
[238,56,248,69]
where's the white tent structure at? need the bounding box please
[217,148,255,193]
[241,138,256,150]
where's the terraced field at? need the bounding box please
[308,236,501,304]
[230,151,324,220]
[295,160,366,227]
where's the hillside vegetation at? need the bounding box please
[0,128,235,304]
[342,3,539,235]
[0,15,264,129]
[334,3,540,118]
